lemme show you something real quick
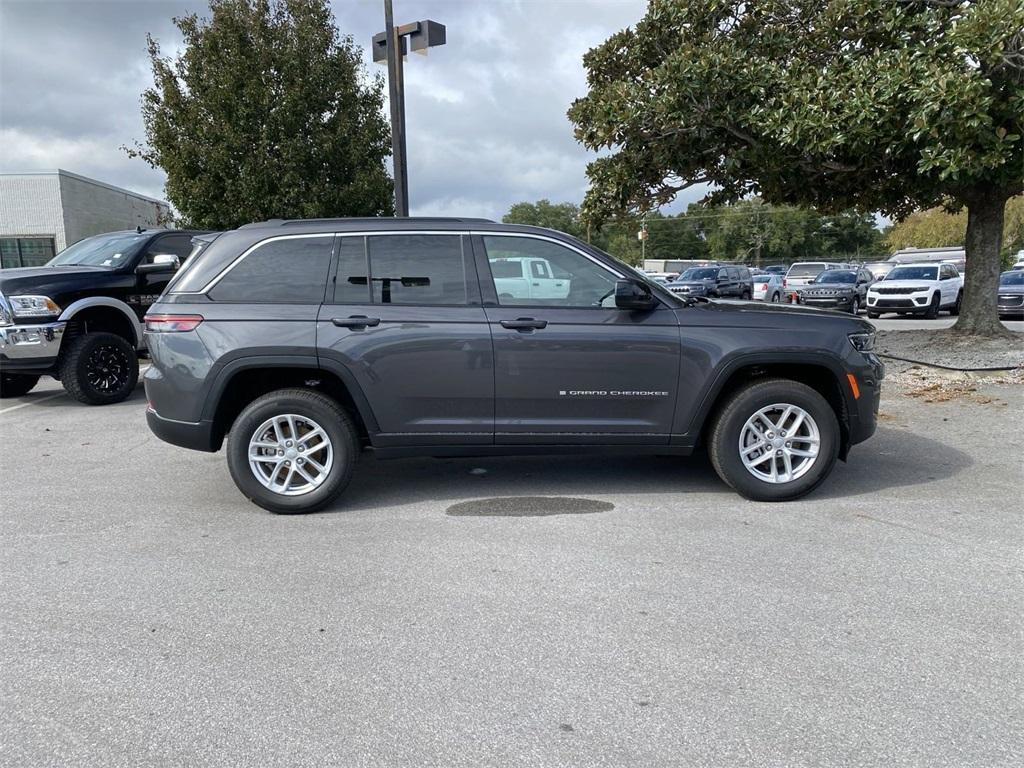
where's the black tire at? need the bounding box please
[708,378,840,502]
[771,292,781,303]
[226,388,359,514]
[0,373,40,398]
[741,291,751,301]
[924,292,940,319]
[850,296,860,315]
[949,291,962,316]
[866,311,880,319]
[59,332,138,405]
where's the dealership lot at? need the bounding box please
[1,371,1022,767]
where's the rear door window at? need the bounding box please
[333,236,371,303]
[367,234,468,305]
[208,236,333,303]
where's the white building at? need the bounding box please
[889,245,965,263]
[0,170,170,268]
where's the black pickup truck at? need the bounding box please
[0,228,207,403]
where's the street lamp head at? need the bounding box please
[409,19,446,55]
[372,20,446,63]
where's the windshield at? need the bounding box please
[813,271,856,284]
[48,232,148,268]
[680,268,717,280]
[787,263,826,277]
[1000,271,1024,286]
[886,266,937,281]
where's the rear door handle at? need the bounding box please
[332,315,380,329]
[500,318,547,331]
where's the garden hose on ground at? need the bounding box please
[875,352,1021,373]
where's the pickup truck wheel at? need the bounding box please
[0,373,40,398]
[59,332,138,405]
[850,296,860,315]
[924,293,941,319]
[741,290,751,301]
[227,388,359,514]
[709,378,840,501]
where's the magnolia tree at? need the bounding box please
[128,0,393,229]
[569,0,1024,335]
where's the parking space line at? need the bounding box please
[0,366,150,416]
[0,391,67,415]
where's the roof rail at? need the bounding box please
[237,216,495,229]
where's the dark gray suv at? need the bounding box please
[144,218,883,513]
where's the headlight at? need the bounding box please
[8,295,62,318]
[848,331,875,352]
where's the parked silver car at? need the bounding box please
[752,271,784,302]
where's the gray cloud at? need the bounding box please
[1,0,706,220]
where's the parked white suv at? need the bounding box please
[866,262,963,319]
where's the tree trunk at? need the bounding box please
[952,189,1009,336]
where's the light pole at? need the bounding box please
[372,2,446,217]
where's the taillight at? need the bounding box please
[782,279,788,287]
[144,313,204,332]
[760,283,769,290]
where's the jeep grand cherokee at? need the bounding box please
[143,218,883,513]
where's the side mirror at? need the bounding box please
[137,254,180,274]
[614,279,657,311]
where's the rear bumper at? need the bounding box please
[146,407,219,452]
[0,321,65,374]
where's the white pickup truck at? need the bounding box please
[865,262,963,319]
[490,256,571,301]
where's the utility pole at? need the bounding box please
[373,2,446,218]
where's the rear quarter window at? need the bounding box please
[207,236,333,303]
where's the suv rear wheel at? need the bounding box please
[0,373,40,398]
[59,332,139,405]
[709,378,840,501]
[226,388,359,514]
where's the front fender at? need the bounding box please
[59,297,144,348]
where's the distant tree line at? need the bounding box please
[502,198,887,266]
[885,197,1024,269]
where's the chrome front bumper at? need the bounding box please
[0,321,66,362]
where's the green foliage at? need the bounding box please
[569,0,1023,334]
[502,200,583,238]
[886,196,1024,253]
[569,0,1023,223]
[503,198,884,265]
[128,0,393,228]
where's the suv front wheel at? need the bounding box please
[226,388,359,514]
[709,379,840,501]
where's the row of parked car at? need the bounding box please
[642,258,1024,320]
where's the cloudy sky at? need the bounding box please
[0,0,705,220]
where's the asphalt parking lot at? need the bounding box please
[2,370,1022,767]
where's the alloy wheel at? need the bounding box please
[738,403,820,484]
[248,414,334,496]
[85,344,131,392]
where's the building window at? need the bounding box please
[0,237,57,269]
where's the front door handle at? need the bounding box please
[332,315,380,329]
[500,318,548,331]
